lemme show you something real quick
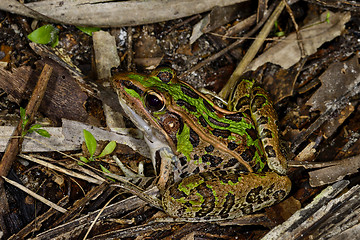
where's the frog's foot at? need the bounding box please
[113,155,145,178]
[113,155,156,191]
[162,171,291,220]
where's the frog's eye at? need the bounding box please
[157,69,174,83]
[144,90,165,112]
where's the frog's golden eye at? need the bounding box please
[144,90,165,112]
[157,70,174,83]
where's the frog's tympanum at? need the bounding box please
[112,67,291,221]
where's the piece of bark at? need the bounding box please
[0,60,88,122]
[306,55,360,113]
[261,180,353,240]
[8,196,69,240]
[0,0,250,27]
[190,3,247,44]
[248,11,351,71]
[309,154,360,187]
[292,56,360,152]
[93,31,120,80]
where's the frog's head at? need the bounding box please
[112,67,183,153]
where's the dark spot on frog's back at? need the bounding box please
[199,116,208,127]
[246,128,258,141]
[251,95,267,112]
[235,96,250,109]
[169,184,187,200]
[180,85,199,99]
[240,146,256,162]
[202,154,222,167]
[261,129,273,138]
[189,128,200,148]
[266,183,276,194]
[192,167,200,174]
[121,80,144,95]
[212,129,231,138]
[199,171,217,181]
[227,141,239,151]
[203,99,215,112]
[205,145,214,152]
[179,156,187,166]
[208,116,230,128]
[223,158,239,168]
[225,112,243,122]
[265,146,276,158]
[176,99,197,112]
[258,116,268,125]
[179,171,190,179]
[218,171,240,184]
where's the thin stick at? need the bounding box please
[19,154,103,184]
[219,0,286,99]
[2,176,67,213]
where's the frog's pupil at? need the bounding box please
[145,92,164,111]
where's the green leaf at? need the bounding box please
[22,118,29,126]
[83,129,97,157]
[20,107,28,137]
[100,164,111,173]
[97,141,116,158]
[326,12,330,23]
[35,129,51,138]
[28,124,43,133]
[76,26,101,36]
[275,31,285,37]
[100,164,115,182]
[79,156,89,165]
[28,24,59,46]
[20,107,26,121]
[50,34,59,48]
[274,20,278,29]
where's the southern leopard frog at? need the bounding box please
[112,67,291,221]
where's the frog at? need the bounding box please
[112,67,291,221]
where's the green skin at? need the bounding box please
[112,67,291,220]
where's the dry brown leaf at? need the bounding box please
[248,11,351,70]
[306,56,360,112]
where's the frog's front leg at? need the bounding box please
[162,170,291,220]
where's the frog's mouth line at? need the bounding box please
[118,97,153,138]
[118,97,178,176]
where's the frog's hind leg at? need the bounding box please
[162,171,291,220]
[250,86,287,175]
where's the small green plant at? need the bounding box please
[27,24,59,47]
[325,12,331,23]
[273,20,285,37]
[76,26,101,36]
[80,129,116,164]
[20,107,51,138]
